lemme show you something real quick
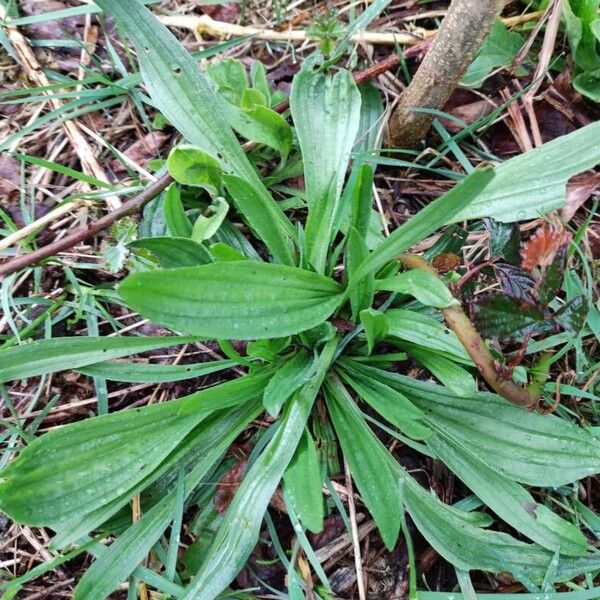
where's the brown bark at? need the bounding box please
[386,0,505,148]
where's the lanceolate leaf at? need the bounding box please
[355,364,600,487]
[347,167,495,290]
[73,401,263,600]
[376,269,458,308]
[400,469,600,583]
[291,67,361,273]
[163,183,192,238]
[119,262,343,340]
[325,375,401,549]
[0,336,197,383]
[78,358,237,383]
[450,121,600,222]
[0,372,269,527]
[284,429,324,533]
[128,237,213,267]
[182,340,337,600]
[427,434,588,556]
[94,0,295,265]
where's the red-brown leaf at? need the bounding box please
[520,224,570,272]
[214,458,247,514]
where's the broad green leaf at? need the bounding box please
[386,309,473,364]
[359,308,389,354]
[562,0,600,73]
[472,294,547,339]
[119,262,343,340]
[263,349,315,416]
[0,336,196,383]
[209,241,247,262]
[284,429,324,533]
[407,344,476,397]
[400,469,600,583]
[78,358,237,383]
[241,87,267,109]
[462,21,525,88]
[167,146,222,195]
[325,375,401,549]
[129,236,212,267]
[291,67,361,272]
[182,339,337,600]
[163,184,192,238]
[348,167,495,289]
[0,373,268,527]
[450,122,600,222]
[376,270,458,308]
[573,69,600,102]
[191,197,229,243]
[426,434,588,556]
[338,359,431,440]
[73,400,262,600]
[93,0,295,265]
[362,366,600,487]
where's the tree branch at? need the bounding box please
[386,0,505,148]
[398,253,538,409]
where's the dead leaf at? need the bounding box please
[110,131,170,175]
[432,252,461,273]
[214,458,247,514]
[520,223,571,273]
[0,154,20,200]
[562,171,600,221]
[201,3,241,23]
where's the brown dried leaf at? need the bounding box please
[562,171,600,222]
[0,154,20,200]
[432,252,461,273]
[201,3,240,23]
[110,131,170,175]
[520,224,570,273]
[214,458,247,514]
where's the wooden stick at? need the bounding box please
[158,11,544,46]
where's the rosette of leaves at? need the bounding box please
[2,2,600,599]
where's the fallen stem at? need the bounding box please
[398,253,538,409]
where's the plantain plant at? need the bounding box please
[2,1,600,599]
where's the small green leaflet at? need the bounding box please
[166,146,222,194]
[376,269,458,308]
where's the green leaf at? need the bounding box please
[364,366,600,488]
[426,434,588,556]
[324,374,401,549]
[93,0,295,265]
[0,335,196,383]
[128,237,213,267]
[163,184,192,238]
[72,401,261,600]
[78,358,237,383]
[291,67,362,272]
[167,146,222,194]
[348,167,495,289]
[182,340,336,600]
[386,309,472,364]
[250,61,271,104]
[400,469,600,583]
[355,83,384,156]
[376,270,458,308]
[555,295,588,333]
[284,429,324,533]
[191,197,229,243]
[472,294,548,340]
[348,163,375,238]
[338,360,431,441]
[407,344,477,397]
[562,0,600,73]
[450,122,600,222]
[573,68,600,102]
[462,21,525,88]
[206,58,248,105]
[119,262,343,340]
[0,372,268,527]
[263,349,316,416]
[241,87,267,110]
[485,218,520,264]
[359,308,389,355]
[209,241,247,262]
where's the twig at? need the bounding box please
[399,254,537,409]
[158,11,544,47]
[344,460,367,600]
[0,54,406,278]
[0,4,120,210]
